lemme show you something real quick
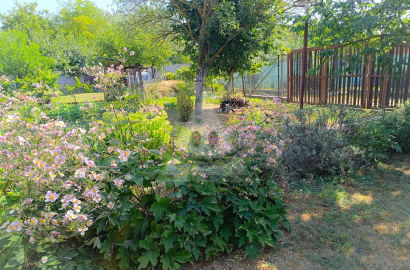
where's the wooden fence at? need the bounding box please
[287,45,410,108]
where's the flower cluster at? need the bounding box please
[0,95,135,249]
[202,100,288,169]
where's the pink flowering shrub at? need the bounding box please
[81,48,136,102]
[81,64,127,102]
[0,93,289,269]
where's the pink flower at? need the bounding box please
[23,198,33,205]
[123,47,127,52]
[65,210,77,220]
[107,201,115,209]
[113,179,124,188]
[74,168,86,178]
[45,191,59,202]
[6,220,22,232]
[130,51,135,56]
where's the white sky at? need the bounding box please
[0,0,115,14]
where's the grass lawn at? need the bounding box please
[55,92,104,103]
[186,154,410,270]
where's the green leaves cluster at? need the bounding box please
[89,164,288,269]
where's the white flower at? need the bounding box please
[45,191,59,202]
[6,220,22,232]
[29,237,35,244]
[87,220,93,227]
[74,168,86,178]
[71,198,81,205]
[113,179,124,188]
[41,257,48,263]
[65,210,78,221]
[73,204,81,213]
[26,218,38,226]
[107,202,114,209]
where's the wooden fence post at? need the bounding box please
[380,68,389,108]
[363,55,373,109]
[287,53,293,102]
[320,59,328,104]
[281,54,284,98]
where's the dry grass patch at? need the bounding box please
[185,154,410,270]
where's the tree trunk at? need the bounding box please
[137,64,145,100]
[242,75,246,98]
[152,66,157,81]
[194,65,208,115]
[194,45,210,115]
[225,70,233,97]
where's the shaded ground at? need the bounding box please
[185,154,410,270]
[165,103,230,147]
[166,103,228,130]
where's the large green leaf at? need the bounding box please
[161,248,191,270]
[150,198,171,220]
[137,236,159,269]
[201,196,221,215]
[245,244,260,260]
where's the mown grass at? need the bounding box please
[54,92,104,103]
[187,154,410,270]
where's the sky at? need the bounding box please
[0,0,115,14]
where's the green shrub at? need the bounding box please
[382,103,410,153]
[280,106,361,180]
[176,83,194,122]
[176,66,195,81]
[46,102,102,124]
[164,72,176,80]
[353,116,401,162]
[177,91,193,122]
[104,105,172,149]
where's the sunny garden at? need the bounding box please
[0,0,409,269]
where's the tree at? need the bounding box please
[164,0,287,114]
[0,30,54,79]
[0,1,53,38]
[94,12,173,99]
[57,0,109,39]
[293,0,410,69]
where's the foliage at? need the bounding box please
[103,104,172,149]
[0,2,52,38]
[176,90,193,122]
[163,72,176,80]
[390,103,410,153]
[293,0,410,72]
[353,115,401,162]
[57,0,109,39]
[13,69,60,99]
[176,66,195,82]
[0,30,55,79]
[46,102,102,124]
[0,93,289,269]
[280,106,361,180]
[163,0,288,114]
[81,63,128,102]
[64,77,92,103]
[354,103,410,157]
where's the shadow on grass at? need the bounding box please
[186,154,410,270]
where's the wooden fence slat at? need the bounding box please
[286,45,410,108]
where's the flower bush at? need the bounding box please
[0,90,289,269]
